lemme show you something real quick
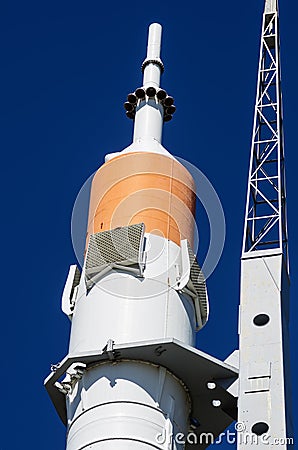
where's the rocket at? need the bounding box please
[45,23,238,449]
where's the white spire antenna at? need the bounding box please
[133,23,165,144]
[122,23,176,145]
[143,22,163,88]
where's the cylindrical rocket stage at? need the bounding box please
[86,151,196,249]
[66,361,190,450]
[65,150,198,449]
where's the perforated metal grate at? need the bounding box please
[72,266,81,291]
[187,242,208,324]
[85,223,145,286]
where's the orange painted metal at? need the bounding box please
[86,152,196,248]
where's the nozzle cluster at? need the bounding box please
[124,86,176,122]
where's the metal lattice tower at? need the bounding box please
[238,0,293,446]
[242,0,288,268]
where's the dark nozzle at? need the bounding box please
[126,111,135,119]
[163,114,172,122]
[146,86,157,97]
[124,102,134,112]
[135,87,146,99]
[157,89,167,100]
[164,96,174,106]
[165,105,176,115]
[127,93,137,104]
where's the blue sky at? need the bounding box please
[1,0,297,448]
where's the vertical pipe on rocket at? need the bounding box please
[143,23,162,87]
[133,23,164,144]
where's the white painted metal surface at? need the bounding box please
[238,253,292,447]
[143,23,163,87]
[238,0,293,446]
[69,234,197,355]
[45,338,238,435]
[52,25,210,450]
[66,361,190,450]
[133,23,164,145]
[61,265,80,318]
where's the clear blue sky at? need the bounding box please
[1,0,296,448]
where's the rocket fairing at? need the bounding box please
[45,23,238,449]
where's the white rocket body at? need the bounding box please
[65,24,195,449]
[46,6,293,448]
[45,23,238,450]
[67,240,194,449]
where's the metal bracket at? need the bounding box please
[53,362,87,396]
[102,339,118,361]
[44,338,238,446]
[173,240,209,330]
[61,265,81,318]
